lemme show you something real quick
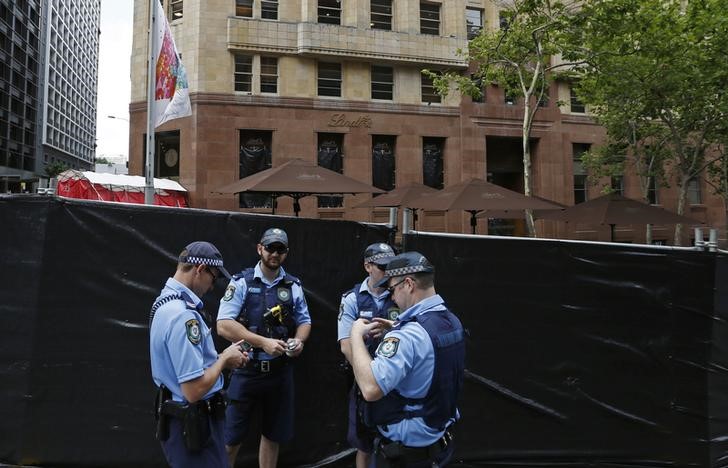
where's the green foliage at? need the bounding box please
[44,161,69,178]
[95,157,111,165]
[571,0,728,207]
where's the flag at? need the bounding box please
[152,0,191,128]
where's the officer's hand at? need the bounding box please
[286,338,304,358]
[369,318,394,339]
[220,343,247,369]
[262,338,287,357]
[352,318,377,338]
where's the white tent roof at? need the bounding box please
[58,170,187,192]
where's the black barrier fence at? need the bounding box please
[1,196,727,467]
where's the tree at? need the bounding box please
[580,117,672,244]
[571,0,728,245]
[44,161,69,179]
[429,0,584,237]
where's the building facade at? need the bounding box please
[128,0,725,243]
[0,0,100,193]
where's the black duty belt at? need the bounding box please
[376,429,453,463]
[237,356,289,375]
[160,391,226,419]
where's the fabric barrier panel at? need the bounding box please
[404,232,727,467]
[2,196,727,467]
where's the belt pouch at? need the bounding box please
[181,404,211,452]
[154,386,171,442]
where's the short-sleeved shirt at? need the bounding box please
[217,262,310,360]
[370,294,456,446]
[149,277,222,402]
[337,278,392,342]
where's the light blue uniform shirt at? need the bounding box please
[149,278,223,402]
[217,263,311,360]
[337,278,392,342]
[370,294,456,446]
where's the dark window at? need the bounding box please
[260,56,278,93]
[371,65,393,100]
[371,0,392,30]
[234,54,252,92]
[420,2,440,35]
[466,8,483,40]
[317,133,344,207]
[169,0,183,20]
[239,130,273,208]
[422,137,444,189]
[471,75,484,103]
[421,73,440,104]
[262,1,278,20]
[318,0,341,25]
[647,177,659,204]
[318,62,341,97]
[687,177,701,204]
[611,176,624,195]
[570,86,585,113]
[235,0,253,17]
[141,130,180,178]
[573,143,590,204]
[372,135,396,191]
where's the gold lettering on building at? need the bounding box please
[328,114,372,128]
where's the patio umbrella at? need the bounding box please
[408,177,564,234]
[353,183,440,229]
[212,158,384,216]
[475,195,567,220]
[538,193,702,241]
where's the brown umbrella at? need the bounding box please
[475,195,567,220]
[353,183,440,230]
[408,177,564,234]
[538,193,702,241]
[212,158,384,216]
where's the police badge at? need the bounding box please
[277,287,291,302]
[377,337,400,358]
[387,307,400,321]
[185,319,201,345]
[223,285,235,301]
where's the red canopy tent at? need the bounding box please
[56,170,188,207]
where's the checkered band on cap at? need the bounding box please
[383,251,434,276]
[385,264,432,277]
[366,252,394,263]
[364,243,395,264]
[180,256,225,268]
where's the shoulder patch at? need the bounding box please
[223,284,235,301]
[338,301,345,321]
[376,337,400,358]
[185,319,201,345]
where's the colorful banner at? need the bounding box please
[152,0,191,128]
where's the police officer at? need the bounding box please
[338,243,398,468]
[150,241,248,467]
[349,252,465,468]
[217,228,311,468]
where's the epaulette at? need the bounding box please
[149,293,184,326]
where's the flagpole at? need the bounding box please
[144,0,157,205]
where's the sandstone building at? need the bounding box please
[128,0,724,243]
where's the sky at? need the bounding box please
[95,0,134,162]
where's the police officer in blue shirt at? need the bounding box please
[349,252,465,468]
[217,228,311,468]
[338,243,399,468]
[150,241,248,468]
